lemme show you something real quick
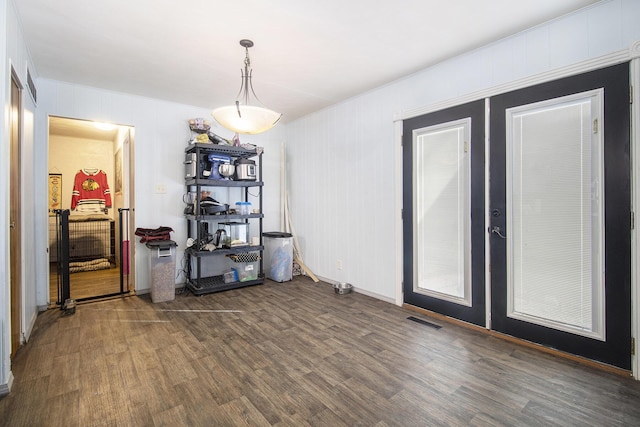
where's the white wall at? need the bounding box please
[1,0,38,395]
[285,0,640,302]
[0,0,10,395]
[35,80,285,297]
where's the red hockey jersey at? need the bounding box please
[71,169,112,212]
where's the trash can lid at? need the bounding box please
[146,240,178,249]
[262,231,293,238]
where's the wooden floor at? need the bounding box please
[49,263,124,304]
[2,276,640,426]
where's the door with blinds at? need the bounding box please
[404,63,631,369]
[489,63,631,369]
[403,100,486,326]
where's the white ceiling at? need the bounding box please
[48,116,121,142]
[16,0,599,126]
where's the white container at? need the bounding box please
[235,201,252,215]
[146,240,177,303]
[263,232,293,282]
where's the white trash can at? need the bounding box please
[262,232,293,282]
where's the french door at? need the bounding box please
[404,63,631,369]
[403,100,486,326]
[489,63,630,369]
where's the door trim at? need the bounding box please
[10,68,23,358]
[631,57,640,379]
[484,98,491,329]
[46,116,136,302]
[395,43,639,122]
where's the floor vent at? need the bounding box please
[407,316,442,329]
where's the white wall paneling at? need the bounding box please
[1,0,39,394]
[286,89,397,300]
[0,0,11,395]
[4,0,30,393]
[285,0,640,312]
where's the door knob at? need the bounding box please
[491,226,507,239]
[9,221,15,229]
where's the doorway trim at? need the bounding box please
[394,45,636,123]
[631,55,640,380]
[9,66,24,360]
[46,116,136,303]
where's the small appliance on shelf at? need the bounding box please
[217,222,249,248]
[234,158,256,181]
[205,154,232,180]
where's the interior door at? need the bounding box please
[403,100,486,326]
[489,63,631,369]
[10,72,22,357]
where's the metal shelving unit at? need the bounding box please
[184,143,264,295]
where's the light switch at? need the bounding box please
[155,184,167,194]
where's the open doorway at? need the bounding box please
[48,116,135,304]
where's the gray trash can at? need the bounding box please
[262,232,293,282]
[146,240,177,302]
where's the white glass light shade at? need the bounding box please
[212,105,282,135]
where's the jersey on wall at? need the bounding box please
[71,169,112,213]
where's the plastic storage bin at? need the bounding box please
[234,262,259,282]
[146,240,177,303]
[263,232,293,282]
[226,252,260,282]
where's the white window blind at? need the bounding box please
[506,90,604,340]
[413,119,471,305]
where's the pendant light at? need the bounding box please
[212,39,282,134]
